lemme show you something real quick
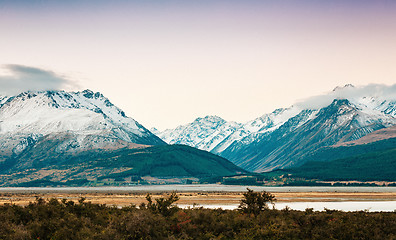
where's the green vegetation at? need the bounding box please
[3,137,396,187]
[108,144,244,177]
[238,188,276,215]
[222,174,268,185]
[0,144,245,187]
[288,146,396,181]
[253,137,396,183]
[141,192,180,217]
[300,137,396,163]
[0,191,395,239]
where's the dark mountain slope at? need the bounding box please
[0,144,245,187]
[289,149,396,181]
[222,99,389,172]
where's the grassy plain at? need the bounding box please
[1,191,396,207]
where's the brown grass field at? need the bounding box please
[1,191,396,207]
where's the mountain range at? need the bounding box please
[0,90,243,186]
[154,84,396,172]
[1,84,395,186]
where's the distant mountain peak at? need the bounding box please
[272,108,286,114]
[80,89,105,99]
[194,115,225,124]
[330,98,351,106]
[332,84,355,92]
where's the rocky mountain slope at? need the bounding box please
[156,85,396,172]
[335,125,396,147]
[0,89,165,161]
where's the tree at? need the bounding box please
[238,188,276,215]
[143,192,180,217]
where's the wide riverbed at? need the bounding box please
[1,185,395,212]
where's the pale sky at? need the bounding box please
[1,0,396,130]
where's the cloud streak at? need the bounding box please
[0,64,78,95]
[295,83,396,110]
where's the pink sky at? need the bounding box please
[1,0,396,129]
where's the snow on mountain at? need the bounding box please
[226,99,396,172]
[157,116,244,152]
[244,108,301,133]
[155,84,396,172]
[296,84,396,114]
[0,90,164,158]
[156,107,305,154]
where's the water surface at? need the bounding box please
[179,201,396,212]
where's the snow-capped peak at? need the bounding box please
[244,107,302,133]
[296,84,396,113]
[193,115,226,124]
[0,90,141,136]
[156,107,307,154]
[154,84,396,168]
[156,115,244,152]
[0,89,164,156]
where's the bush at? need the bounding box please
[238,188,276,215]
[142,192,180,217]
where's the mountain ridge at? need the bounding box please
[0,89,165,161]
[155,85,396,172]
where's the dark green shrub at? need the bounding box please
[144,192,180,217]
[238,188,276,215]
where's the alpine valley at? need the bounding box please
[155,84,396,182]
[2,84,396,187]
[0,90,244,186]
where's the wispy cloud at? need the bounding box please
[0,64,79,95]
[295,83,396,110]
